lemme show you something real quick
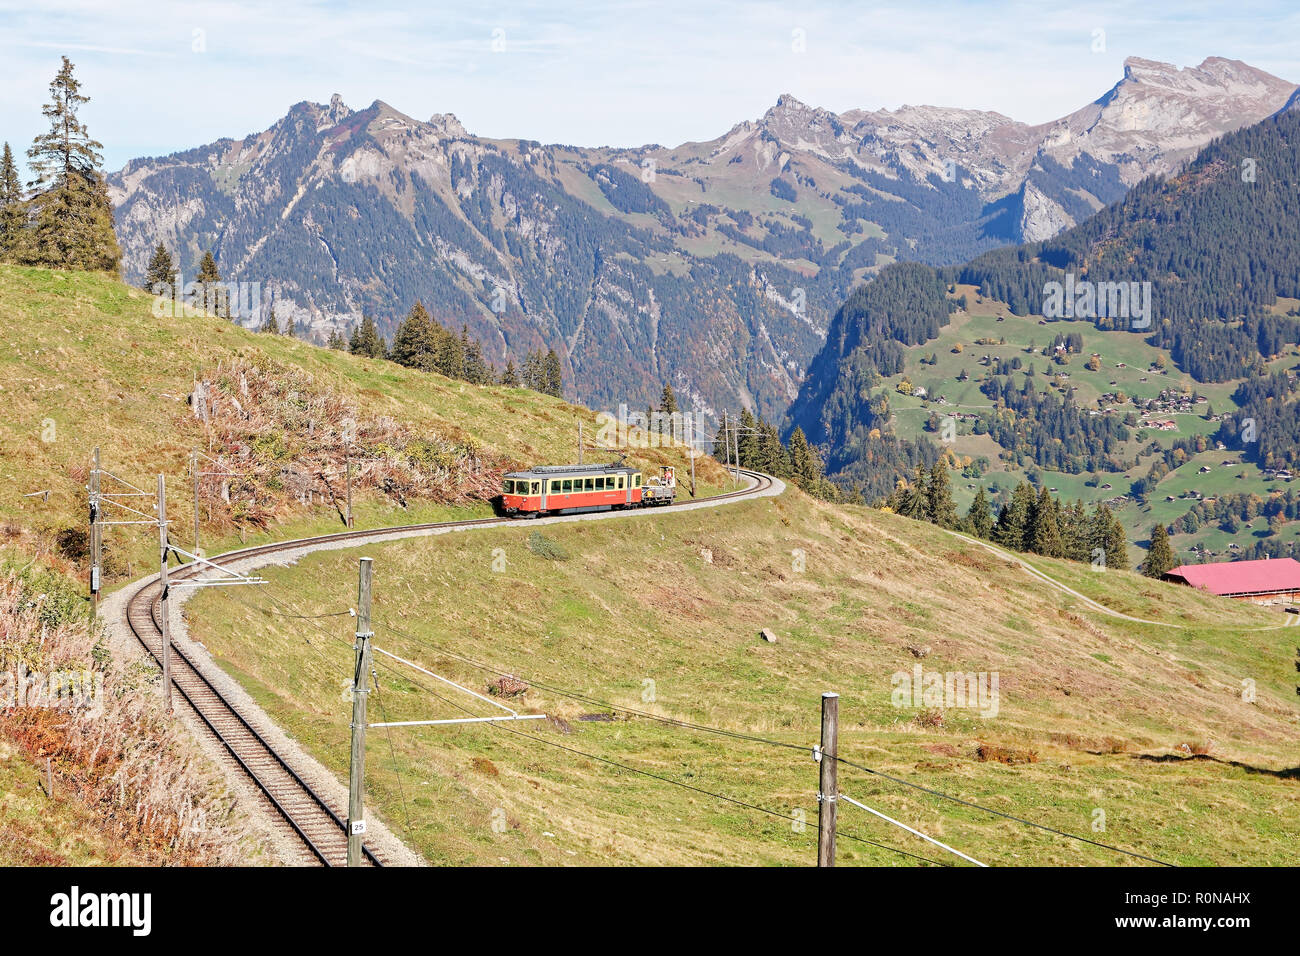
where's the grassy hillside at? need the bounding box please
[0,264,724,863]
[4,264,1295,867]
[0,264,726,592]
[185,488,1299,866]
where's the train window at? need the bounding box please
[531,482,540,495]
[562,479,572,493]
[502,480,513,494]
[551,480,561,493]
[617,476,624,489]
[585,477,594,491]
[597,477,606,490]
[634,473,642,487]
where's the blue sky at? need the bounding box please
[1,0,1297,172]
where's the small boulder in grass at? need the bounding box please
[489,674,528,698]
[760,628,778,643]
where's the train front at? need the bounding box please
[500,472,533,515]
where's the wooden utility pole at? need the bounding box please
[722,411,731,488]
[345,447,353,528]
[191,448,201,556]
[732,419,741,485]
[817,691,839,867]
[157,474,173,714]
[347,557,374,867]
[89,446,101,619]
[578,419,584,465]
[688,416,697,498]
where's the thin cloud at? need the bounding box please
[0,0,1295,170]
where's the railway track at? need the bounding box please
[121,469,776,866]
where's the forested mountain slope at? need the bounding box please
[107,59,1294,422]
[790,108,1300,524]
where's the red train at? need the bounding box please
[500,463,676,516]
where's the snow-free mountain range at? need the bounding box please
[109,57,1296,421]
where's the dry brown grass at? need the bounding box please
[0,571,257,864]
[975,743,1040,765]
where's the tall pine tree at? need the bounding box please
[993,482,1034,551]
[390,301,439,371]
[1141,524,1176,578]
[1028,487,1064,558]
[541,348,563,398]
[143,242,175,293]
[21,57,120,273]
[349,315,386,358]
[0,142,23,258]
[924,460,959,529]
[965,486,994,539]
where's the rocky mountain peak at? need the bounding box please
[427,112,468,139]
[327,93,352,124]
[759,93,845,149]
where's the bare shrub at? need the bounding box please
[188,359,515,533]
[975,742,1039,765]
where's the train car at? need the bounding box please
[500,463,643,516]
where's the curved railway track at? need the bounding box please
[121,469,776,866]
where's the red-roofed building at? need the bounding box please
[1164,557,1300,604]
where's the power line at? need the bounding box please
[369,655,947,867]
[373,613,809,753]
[371,613,1168,864]
[183,554,1170,867]
[832,753,1174,867]
[838,791,987,867]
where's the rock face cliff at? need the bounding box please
[109,57,1294,419]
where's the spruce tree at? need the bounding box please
[542,348,563,397]
[896,466,930,520]
[500,358,519,387]
[462,329,489,384]
[1062,499,1090,562]
[143,242,175,293]
[993,482,1034,551]
[1028,487,1064,557]
[260,305,279,334]
[349,315,386,358]
[965,486,994,538]
[1141,524,1176,578]
[924,460,959,528]
[193,251,228,318]
[22,57,120,273]
[327,329,347,350]
[755,420,789,477]
[659,383,678,436]
[521,351,544,391]
[1104,512,1129,570]
[788,426,818,487]
[0,142,23,258]
[738,409,758,466]
[660,383,678,414]
[390,301,439,371]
